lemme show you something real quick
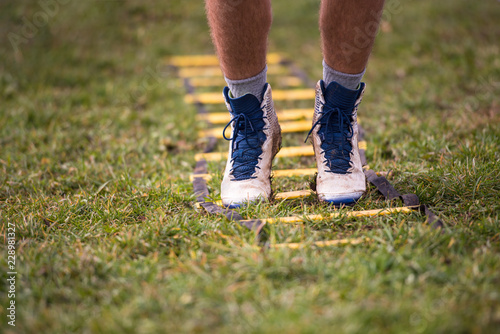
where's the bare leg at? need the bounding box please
[312,0,385,205]
[205,0,272,80]
[206,0,280,208]
[320,0,385,74]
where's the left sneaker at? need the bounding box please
[307,80,366,205]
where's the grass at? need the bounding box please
[1,0,500,333]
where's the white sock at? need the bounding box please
[224,66,267,102]
[323,60,365,90]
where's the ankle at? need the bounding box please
[322,60,365,90]
[224,66,268,103]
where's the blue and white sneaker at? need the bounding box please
[307,80,366,205]
[221,84,282,208]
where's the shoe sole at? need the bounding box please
[319,192,364,206]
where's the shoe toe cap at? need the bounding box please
[221,181,270,208]
[316,172,366,205]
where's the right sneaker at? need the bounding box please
[307,80,366,205]
[220,84,282,208]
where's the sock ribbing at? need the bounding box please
[224,66,267,103]
[323,60,365,90]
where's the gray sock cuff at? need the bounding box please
[224,65,268,102]
[322,60,365,90]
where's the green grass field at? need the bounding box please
[1,0,500,333]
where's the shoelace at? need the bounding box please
[222,107,266,180]
[306,102,356,174]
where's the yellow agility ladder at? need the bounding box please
[167,53,443,249]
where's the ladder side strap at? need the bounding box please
[280,59,317,88]
[365,170,444,230]
[364,169,401,200]
[238,219,266,233]
[421,205,445,229]
[359,148,367,167]
[199,203,265,232]
[199,202,242,220]
[401,193,419,207]
[193,159,207,174]
[193,158,210,202]
[193,177,209,203]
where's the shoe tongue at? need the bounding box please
[224,87,262,115]
[230,95,260,115]
[321,81,360,110]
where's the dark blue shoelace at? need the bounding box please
[306,81,360,174]
[222,91,267,181]
[306,104,355,174]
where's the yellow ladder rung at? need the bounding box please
[189,76,303,88]
[194,151,226,162]
[195,141,366,162]
[179,64,287,80]
[273,168,317,178]
[194,200,223,209]
[168,53,283,67]
[200,120,312,138]
[191,166,387,182]
[270,237,370,249]
[197,111,362,125]
[197,108,313,124]
[190,174,212,182]
[271,89,316,101]
[195,145,314,162]
[279,76,303,87]
[186,88,315,104]
[200,123,367,139]
[190,168,317,182]
[247,207,414,224]
[193,189,312,209]
[274,190,313,200]
[188,77,226,88]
